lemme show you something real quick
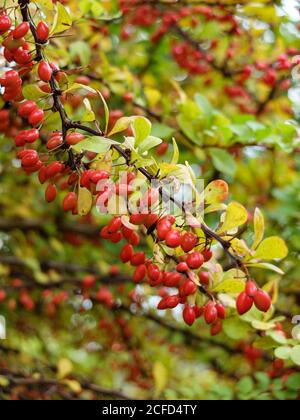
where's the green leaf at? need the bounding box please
[266,330,287,345]
[246,263,284,275]
[69,41,91,67]
[290,345,300,366]
[195,93,213,120]
[253,237,288,260]
[152,123,175,139]
[23,84,48,100]
[237,377,254,394]
[209,148,237,177]
[223,318,250,340]
[82,98,95,122]
[138,136,162,154]
[72,136,118,154]
[133,116,152,146]
[286,373,300,390]
[52,2,72,35]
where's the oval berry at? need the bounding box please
[36,22,49,42]
[38,61,52,82]
[236,292,253,315]
[253,289,272,313]
[183,306,196,326]
[12,22,30,39]
[186,252,204,270]
[45,184,57,203]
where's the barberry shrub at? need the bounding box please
[0,0,299,401]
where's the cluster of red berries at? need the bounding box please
[0,70,23,101]
[237,281,272,315]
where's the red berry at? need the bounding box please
[202,249,213,262]
[148,264,161,282]
[82,275,96,289]
[46,161,64,178]
[130,214,147,225]
[180,280,197,296]
[131,252,145,267]
[66,132,85,145]
[0,289,6,302]
[176,262,189,272]
[45,184,57,203]
[245,281,257,297]
[204,302,218,325]
[236,292,254,315]
[18,101,37,118]
[216,303,226,320]
[157,220,172,240]
[133,265,147,283]
[181,232,198,252]
[12,22,30,39]
[253,289,272,313]
[63,192,77,212]
[163,272,182,287]
[36,22,49,42]
[107,217,122,234]
[156,142,169,156]
[186,252,204,269]
[183,305,196,326]
[211,319,223,336]
[120,244,134,263]
[0,15,11,33]
[38,61,52,82]
[157,295,180,310]
[199,271,210,286]
[21,150,39,167]
[28,109,44,126]
[165,230,181,248]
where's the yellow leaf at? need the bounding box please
[212,279,246,294]
[78,187,93,217]
[144,87,161,107]
[253,237,288,260]
[252,208,265,250]
[218,202,248,233]
[0,376,9,387]
[57,358,73,380]
[230,238,251,258]
[204,180,229,205]
[62,379,82,394]
[51,2,72,35]
[153,361,168,397]
[171,138,179,165]
[108,117,133,137]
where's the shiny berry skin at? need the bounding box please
[216,303,226,320]
[45,184,57,203]
[130,214,147,226]
[183,305,196,326]
[38,61,52,82]
[199,271,210,286]
[133,265,147,283]
[236,292,254,315]
[63,192,77,212]
[47,135,63,150]
[176,262,189,273]
[246,281,257,297]
[66,132,85,145]
[163,272,182,287]
[131,252,146,267]
[157,220,172,241]
[165,230,181,248]
[28,109,44,126]
[107,217,122,234]
[157,295,180,310]
[202,249,213,262]
[46,161,64,178]
[120,244,134,263]
[148,264,161,282]
[181,232,198,253]
[12,22,30,39]
[204,302,218,325]
[0,15,12,33]
[186,252,204,269]
[18,101,38,118]
[21,151,39,167]
[253,289,272,313]
[180,280,197,296]
[36,22,49,42]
